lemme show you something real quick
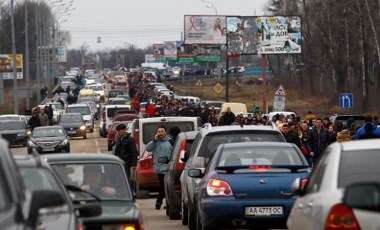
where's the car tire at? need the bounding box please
[181,201,188,225]
[169,199,180,220]
[107,144,112,151]
[165,199,169,216]
[83,134,87,139]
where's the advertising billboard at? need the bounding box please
[164,41,178,61]
[184,15,227,44]
[153,44,164,58]
[0,54,23,79]
[257,16,302,54]
[177,44,221,62]
[227,16,258,55]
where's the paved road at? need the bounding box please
[11,121,188,230]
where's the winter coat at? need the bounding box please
[114,134,138,170]
[146,135,173,174]
[223,112,236,126]
[309,127,329,157]
[356,122,380,139]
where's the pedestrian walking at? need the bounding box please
[145,126,173,210]
[28,112,41,131]
[39,108,49,126]
[114,124,138,179]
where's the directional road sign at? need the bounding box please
[339,93,353,108]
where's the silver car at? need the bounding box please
[287,139,380,230]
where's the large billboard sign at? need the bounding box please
[227,16,258,55]
[153,44,164,58]
[257,16,302,54]
[0,54,23,79]
[177,43,221,62]
[184,15,227,45]
[164,41,178,61]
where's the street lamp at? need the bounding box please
[200,0,218,15]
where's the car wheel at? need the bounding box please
[83,134,87,139]
[169,199,180,220]
[107,144,112,151]
[165,199,169,216]
[181,201,188,225]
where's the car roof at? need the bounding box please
[200,124,280,135]
[338,139,380,151]
[179,131,199,139]
[221,142,295,149]
[43,153,124,164]
[14,155,51,168]
[67,103,90,107]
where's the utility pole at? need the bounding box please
[11,0,19,114]
[25,0,30,108]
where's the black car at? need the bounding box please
[162,131,198,220]
[0,120,29,147]
[14,154,101,230]
[0,137,66,230]
[28,126,70,154]
[59,113,87,139]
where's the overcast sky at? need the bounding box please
[61,0,269,51]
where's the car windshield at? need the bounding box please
[66,106,91,115]
[338,150,380,188]
[217,146,303,167]
[61,115,82,123]
[109,91,124,98]
[89,85,103,91]
[199,132,284,158]
[20,168,63,194]
[110,100,127,105]
[0,121,24,130]
[51,163,132,200]
[142,122,195,144]
[33,128,65,137]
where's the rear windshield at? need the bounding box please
[217,146,303,167]
[338,150,380,188]
[142,122,195,144]
[199,132,284,158]
[61,115,82,123]
[89,86,103,91]
[116,81,127,86]
[66,106,91,115]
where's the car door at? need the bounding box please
[288,152,329,230]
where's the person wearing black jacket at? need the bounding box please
[281,124,301,149]
[28,112,41,131]
[308,118,329,165]
[114,124,138,179]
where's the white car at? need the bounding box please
[287,139,380,230]
[85,83,105,102]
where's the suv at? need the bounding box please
[0,137,67,229]
[65,104,94,132]
[180,124,286,228]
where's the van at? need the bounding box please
[130,116,201,197]
[219,102,247,115]
[99,104,131,137]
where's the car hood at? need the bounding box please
[31,136,66,142]
[83,200,140,223]
[0,129,24,134]
[59,122,83,128]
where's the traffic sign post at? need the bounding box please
[339,93,353,108]
[273,84,286,112]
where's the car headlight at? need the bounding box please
[59,139,68,146]
[102,224,136,230]
[80,125,86,130]
[28,140,37,147]
[96,104,100,108]
[17,133,26,137]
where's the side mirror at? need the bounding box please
[74,202,102,217]
[343,182,380,212]
[188,169,203,178]
[158,157,169,164]
[28,190,65,226]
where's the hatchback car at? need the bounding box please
[65,104,94,132]
[0,120,29,147]
[287,139,380,230]
[45,153,144,230]
[180,124,286,229]
[189,142,310,230]
[28,126,70,154]
[58,113,87,139]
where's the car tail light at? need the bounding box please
[325,204,360,230]
[300,178,308,190]
[207,179,233,196]
[249,165,272,172]
[176,140,186,170]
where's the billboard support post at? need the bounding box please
[11,0,19,114]
[225,46,229,102]
[262,54,267,114]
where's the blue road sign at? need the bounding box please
[339,93,353,108]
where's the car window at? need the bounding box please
[217,146,303,167]
[66,106,91,115]
[142,122,195,145]
[304,150,329,194]
[199,132,284,158]
[338,149,380,188]
[33,128,65,137]
[20,168,63,194]
[51,163,132,200]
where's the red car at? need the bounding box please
[107,114,141,151]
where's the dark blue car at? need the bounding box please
[189,142,311,230]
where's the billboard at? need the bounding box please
[227,16,258,55]
[177,44,221,62]
[57,46,67,62]
[153,44,164,58]
[257,16,302,54]
[184,15,227,44]
[164,41,178,61]
[0,54,23,79]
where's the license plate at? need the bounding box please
[43,148,55,152]
[67,131,76,134]
[245,206,283,216]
